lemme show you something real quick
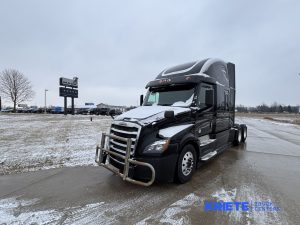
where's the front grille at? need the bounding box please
[109,121,141,164]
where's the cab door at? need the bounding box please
[195,83,216,155]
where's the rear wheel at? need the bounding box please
[241,124,247,142]
[233,126,242,146]
[176,144,196,183]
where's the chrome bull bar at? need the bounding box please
[95,133,155,187]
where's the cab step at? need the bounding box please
[201,151,217,161]
[199,135,216,147]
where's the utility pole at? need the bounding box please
[0,96,2,111]
[44,89,48,113]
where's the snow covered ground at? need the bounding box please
[0,114,112,174]
[1,113,299,175]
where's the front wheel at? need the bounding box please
[176,144,196,184]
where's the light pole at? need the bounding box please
[44,89,48,113]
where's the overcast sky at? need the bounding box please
[0,0,299,107]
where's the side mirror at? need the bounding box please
[140,95,144,106]
[205,90,214,107]
[109,109,116,119]
[164,110,175,119]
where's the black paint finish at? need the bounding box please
[112,58,239,182]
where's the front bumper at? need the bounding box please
[110,153,178,183]
[95,133,178,186]
[95,133,156,186]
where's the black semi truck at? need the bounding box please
[95,58,247,186]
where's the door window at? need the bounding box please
[197,83,214,109]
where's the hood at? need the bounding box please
[115,106,190,122]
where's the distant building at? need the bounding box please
[96,103,126,112]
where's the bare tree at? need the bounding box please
[0,69,35,112]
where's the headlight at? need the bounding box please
[144,139,170,153]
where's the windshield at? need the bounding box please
[143,85,195,107]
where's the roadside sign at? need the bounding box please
[59,87,78,98]
[59,77,78,115]
[59,77,78,88]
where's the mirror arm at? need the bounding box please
[140,95,144,106]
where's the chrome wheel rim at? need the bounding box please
[182,151,194,176]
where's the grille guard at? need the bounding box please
[95,133,155,187]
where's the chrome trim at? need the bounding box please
[111,127,138,135]
[109,121,142,156]
[113,121,141,128]
[200,139,216,147]
[110,140,134,150]
[110,145,131,155]
[109,154,125,165]
[201,150,217,161]
[95,133,155,187]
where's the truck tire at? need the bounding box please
[176,144,196,184]
[240,124,247,143]
[233,126,242,146]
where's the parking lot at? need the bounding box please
[0,114,300,224]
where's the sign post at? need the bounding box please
[59,77,78,115]
[64,96,67,115]
[71,95,75,115]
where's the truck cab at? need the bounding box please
[95,58,247,186]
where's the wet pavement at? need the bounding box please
[0,117,300,224]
